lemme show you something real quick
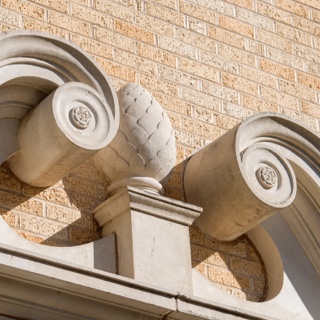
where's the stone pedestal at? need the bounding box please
[93,187,201,293]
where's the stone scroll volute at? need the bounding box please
[0,31,119,187]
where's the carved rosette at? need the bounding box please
[94,83,176,195]
[184,113,319,241]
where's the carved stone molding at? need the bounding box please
[184,113,320,241]
[94,83,176,195]
[0,31,119,186]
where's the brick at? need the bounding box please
[187,16,207,35]
[190,226,204,245]
[292,16,320,37]
[23,17,68,38]
[260,86,299,110]
[180,87,211,107]
[139,74,178,97]
[0,208,17,227]
[174,130,205,149]
[46,204,81,224]
[135,12,175,37]
[146,0,177,9]
[30,0,68,13]
[177,28,217,53]
[301,101,320,118]
[255,28,293,53]
[95,27,136,53]
[152,92,193,115]
[257,2,293,25]
[245,39,264,55]
[230,257,265,278]
[266,47,304,71]
[294,44,320,64]
[71,3,114,28]
[137,43,176,68]
[191,244,228,267]
[275,23,312,47]
[218,43,256,67]
[179,1,218,25]
[259,59,295,81]
[203,235,247,257]
[145,2,184,26]
[0,169,20,193]
[68,191,103,211]
[17,199,44,216]
[164,186,185,201]
[236,7,275,31]
[18,231,45,244]
[201,123,225,140]
[223,0,253,9]
[181,0,235,16]
[0,8,20,27]
[0,190,27,210]
[37,183,70,206]
[113,49,157,75]
[300,0,320,9]
[311,9,320,23]
[221,73,259,96]
[70,34,113,58]
[158,35,198,60]
[208,265,250,290]
[69,228,100,244]
[215,113,240,130]
[298,72,320,91]
[166,111,181,129]
[93,0,134,22]
[193,262,207,276]
[200,50,239,74]
[202,79,240,103]
[2,0,45,21]
[279,80,317,103]
[48,11,91,36]
[242,95,279,112]
[218,15,254,38]
[20,214,68,240]
[275,0,308,18]
[95,57,136,82]
[209,26,245,49]
[115,20,155,44]
[70,159,106,183]
[241,65,277,89]
[193,106,217,124]
[279,108,318,132]
[0,23,18,33]
[222,102,255,120]
[159,65,199,89]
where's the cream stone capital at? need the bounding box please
[184,112,320,241]
[0,31,119,186]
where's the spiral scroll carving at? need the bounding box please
[94,83,176,195]
[184,113,319,241]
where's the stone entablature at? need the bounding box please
[0,31,319,320]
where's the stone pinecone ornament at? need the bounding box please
[94,83,176,195]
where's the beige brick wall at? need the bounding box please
[0,0,319,301]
